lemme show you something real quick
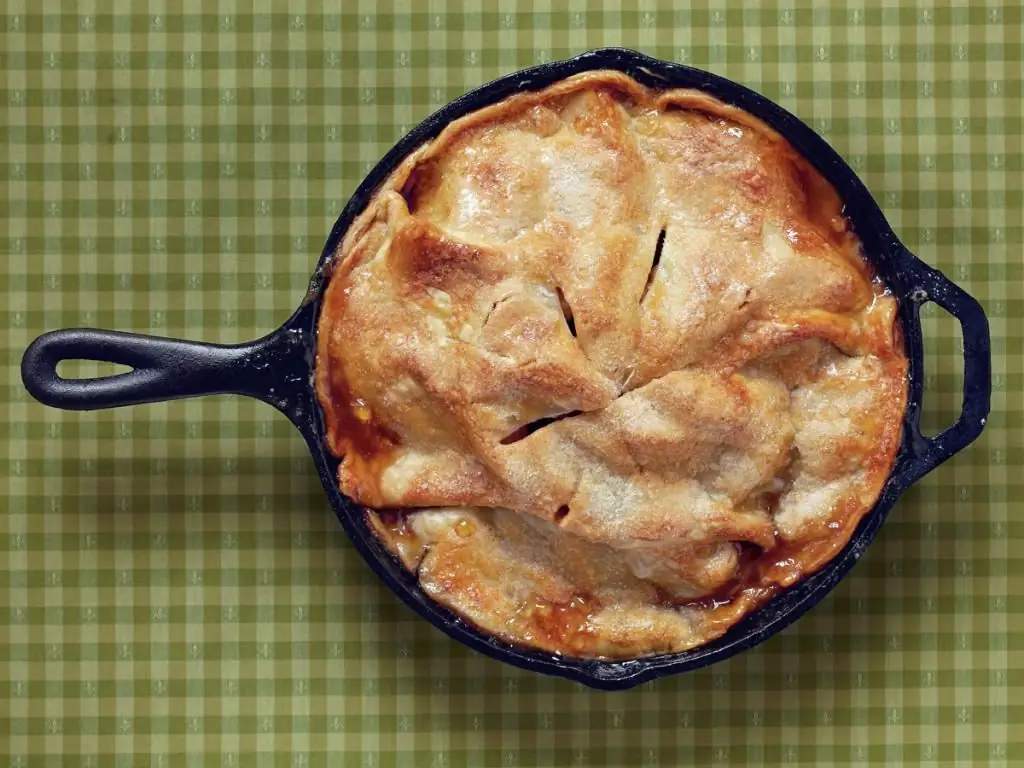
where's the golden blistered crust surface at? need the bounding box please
[315,71,908,658]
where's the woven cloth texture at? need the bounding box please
[2,2,1020,766]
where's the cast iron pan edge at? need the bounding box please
[21,49,991,690]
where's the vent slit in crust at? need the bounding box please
[499,410,583,445]
[556,287,577,337]
[640,227,667,304]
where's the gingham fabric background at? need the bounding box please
[2,1,1020,765]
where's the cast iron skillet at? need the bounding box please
[21,49,991,690]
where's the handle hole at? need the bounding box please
[56,360,134,380]
[919,300,965,437]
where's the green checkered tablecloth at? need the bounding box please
[2,2,1020,765]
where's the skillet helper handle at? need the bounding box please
[21,327,303,412]
[901,258,992,483]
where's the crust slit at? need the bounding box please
[499,410,583,445]
[640,227,667,304]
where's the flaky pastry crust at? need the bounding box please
[315,71,908,658]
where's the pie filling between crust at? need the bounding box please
[314,71,909,659]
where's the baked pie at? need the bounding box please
[314,71,908,658]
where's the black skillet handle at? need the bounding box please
[21,304,315,419]
[898,251,992,484]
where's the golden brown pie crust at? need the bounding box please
[314,71,908,658]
